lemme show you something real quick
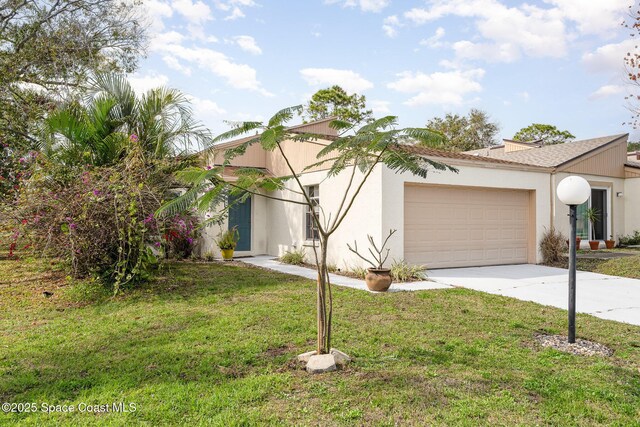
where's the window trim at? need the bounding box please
[305,184,320,242]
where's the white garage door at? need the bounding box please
[404,184,531,269]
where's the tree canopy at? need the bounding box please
[0,0,147,150]
[305,85,373,125]
[513,123,575,145]
[424,109,500,152]
[45,74,210,166]
[624,3,640,128]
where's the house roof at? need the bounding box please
[210,117,337,150]
[627,160,640,169]
[218,165,273,177]
[464,134,628,168]
[399,145,539,167]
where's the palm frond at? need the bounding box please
[212,121,264,144]
[267,105,303,127]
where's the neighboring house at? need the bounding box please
[199,118,640,269]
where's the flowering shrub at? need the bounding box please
[0,143,36,199]
[5,152,178,294]
[162,214,200,259]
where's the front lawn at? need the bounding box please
[1,256,639,425]
[576,248,640,279]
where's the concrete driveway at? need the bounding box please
[429,264,640,326]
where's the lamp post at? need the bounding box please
[557,176,591,343]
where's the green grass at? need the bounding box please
[574,248,640,279]
[1,256,639,426]
[576,255,640,279]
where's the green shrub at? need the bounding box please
[390,259,427,281]
[279,249,306,265]
[618,230,640,246]
[540,226,566,264]
[348,266,367,279]
[5,154,176,294]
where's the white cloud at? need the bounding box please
[582,39,634,74]
[382,15,400,38]
[519,91,530,101]
[142,0,173,34]
[224,7,245,20]
[149,31,186,52]
[387,68,485,106]
[155,43,272,95]
[213,0,256,20]
[370,99,391,114]
[300,68,374,93]
[589,84,625,99]
[128,72,170,95]
[404,0,568,62]
[188,96,227,118]
[545,0,632,37]
[452,40,521,63]
[419,27,446,48]
[171,0,212,25]
[162,56,192,75]
[326,0,389,13]
[231,35,262,55]
[402,0,633,64]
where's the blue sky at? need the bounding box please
[134,0,638,142]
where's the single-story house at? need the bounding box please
[198,118,640,270]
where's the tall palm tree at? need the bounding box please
[44,73,210,166]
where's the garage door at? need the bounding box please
[404,184,531,269]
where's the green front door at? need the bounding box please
[228,195,251,251]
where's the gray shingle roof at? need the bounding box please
[398,145,536,167]
[464,134,628,168]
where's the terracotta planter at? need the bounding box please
[588,241,600,250]
[566,237,581,248]
[365,268,393,292]
[221,248,234,260]
[605,240,615,249]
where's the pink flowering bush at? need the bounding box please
[5,152,180,294]
[162,214,200,258]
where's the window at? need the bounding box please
[305,185,320,240]
[576,189,609,240]
[576,202,589,240]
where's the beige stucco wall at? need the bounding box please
[198,194,268,258]
[196,159,637,268]
[624,178,640,235]
[552,172,626,244]
[265,167,384,270]
[381,163,552,265]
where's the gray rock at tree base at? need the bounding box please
[306,354,337,374]
[297,350,317,363]
[330,348,351,366]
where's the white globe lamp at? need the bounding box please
[556,175,591,344]
[557,176,591,206]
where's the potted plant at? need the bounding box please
[586,207,600,250]
[347,229,397,292]
[566,237,581,248]
[605,235,615,249]
[217,227,239,260]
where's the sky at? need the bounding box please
[133,0,639,142]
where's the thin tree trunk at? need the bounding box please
[316,236,330,354]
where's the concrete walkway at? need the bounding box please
[241,256,640,326]
[240,256,450,292]
[428,264,640,326]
